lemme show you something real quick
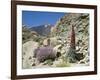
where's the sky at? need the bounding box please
[22,11,66,27]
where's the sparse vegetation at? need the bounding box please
[22,13,89,69]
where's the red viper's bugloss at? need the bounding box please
[70,25,76,50]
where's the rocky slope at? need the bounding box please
[22,13,90,69]
[52,13,89,64]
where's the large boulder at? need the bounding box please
[43,37,58,47]
[22,41,39,69]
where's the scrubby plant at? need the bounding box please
[67,47,84,63]
[35,46,56,62]
[67,48,77,63]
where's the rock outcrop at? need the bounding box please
[53,13,89,63]
[22,41,39,69]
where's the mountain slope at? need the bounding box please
[53,13,89,63]
[30,24,53,36]
[22,25,38,43]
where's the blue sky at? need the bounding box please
[22,11,66,27]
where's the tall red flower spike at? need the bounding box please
[70,25,76,50]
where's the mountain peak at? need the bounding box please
[30,24,53,36]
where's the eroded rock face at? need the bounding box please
[22,41,39,69]
[43,37,58,47]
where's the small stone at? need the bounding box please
[61,49,66,54]
[32,63,35,66]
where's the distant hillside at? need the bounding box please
[30,24,53,36]
[22,25,39,43]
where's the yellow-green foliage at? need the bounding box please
[56,61,71,67]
